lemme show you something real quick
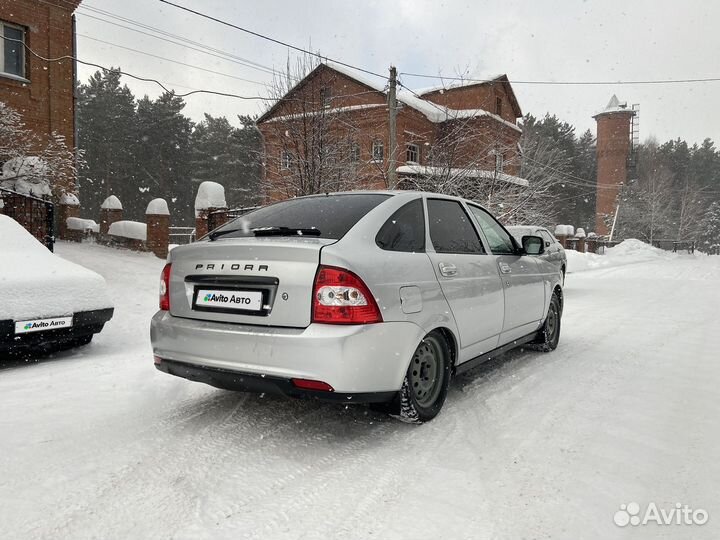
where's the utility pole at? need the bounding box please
[387,66,398,189]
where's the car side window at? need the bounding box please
[467,205,516,255]
[427,199,485,254]
[375,199,425,252]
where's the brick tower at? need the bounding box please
[593,95,636,236]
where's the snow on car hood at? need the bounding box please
[0,215,113,320]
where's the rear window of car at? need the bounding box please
[375,199,425,253]
[210,194,390,240]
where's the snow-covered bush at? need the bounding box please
[0,101,81,199]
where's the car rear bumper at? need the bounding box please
[0,308,114,354]
[155,359,397,403]
[150,310,425,394]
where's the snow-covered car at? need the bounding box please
[0,215,114,356]
[507,225,567,280]
[151,191,563,422]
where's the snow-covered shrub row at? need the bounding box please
[108,220,147,241]
[66,217,100,233]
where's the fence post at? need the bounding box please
[146,198,170,258]
[576,228,586,252]
[58,193,80,240]
[100,195,123,236]
[194,181,227,239]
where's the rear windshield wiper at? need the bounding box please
[208,226,320,241]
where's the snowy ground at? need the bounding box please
[1,241,719,539]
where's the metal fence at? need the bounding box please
[207,205,260,232]
[168,226,195,245]
[0,187,55,251]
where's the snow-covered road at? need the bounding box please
[1,242,719,539]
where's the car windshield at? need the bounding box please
[208,194,390,240]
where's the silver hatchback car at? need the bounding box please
[151,191,563,422]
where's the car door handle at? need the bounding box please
[498,262,512,274]
[438,262,457,277]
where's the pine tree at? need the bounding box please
[698,201,720,254]
[135,92,194,223]
[188,114,262,209]
[77,69,138,217]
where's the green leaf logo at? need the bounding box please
[204,294,212,302]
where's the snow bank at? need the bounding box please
[101,195,123,210]
[66,217,99,233]
[108,220,147,241]
[566,238,677,273]
[60,193,80,206]
[146,198,169,215]
[0,215,112,320]
[194,181,226,216]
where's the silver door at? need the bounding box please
[425,198,504,354]
[466,205,545,341]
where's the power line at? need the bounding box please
[400,71,720,86]
[77,34,268,86]
[1,34,269,101]
[156,0,388,81]
[75,7,285,79]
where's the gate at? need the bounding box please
[0,187,55,251]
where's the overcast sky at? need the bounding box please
[75,0,720,145]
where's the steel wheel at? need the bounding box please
[546,301,559,342]
[408,335,444,408]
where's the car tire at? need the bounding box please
[392,332,452,424]
[532,291,561,352]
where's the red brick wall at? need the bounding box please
[595,111,633,235]
[421,82,519,124]
[0,0,80,198]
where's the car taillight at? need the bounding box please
[159,263,171,311]
[312,265,382,325]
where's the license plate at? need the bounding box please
[196,289,263,312]
[15,316,73,334]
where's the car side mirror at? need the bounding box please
[522,235,545,255]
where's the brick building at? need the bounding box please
[257,63,527,201]
[593,95,635,236]
[0,0,81,198]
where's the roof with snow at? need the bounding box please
[593,94,635,118]
[257,63,522,129]
[417,74,523,119]
[396,165,529,187]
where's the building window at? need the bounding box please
[372,139,384,162]
[495,97,502,116]
[495,152,504,173]
[320,87,332,108]
[406,143,419,164]
[281,150,294,170]
[350,141,360,163]
[1,22,26,79]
